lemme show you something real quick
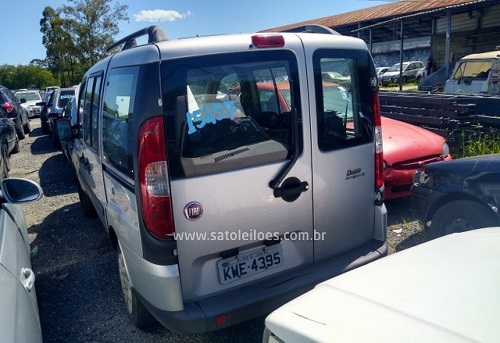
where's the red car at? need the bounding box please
[381,116,451,199]
[232,81,452,200]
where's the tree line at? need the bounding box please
[0,0,128,90]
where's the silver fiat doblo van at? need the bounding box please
[58,25,387,333]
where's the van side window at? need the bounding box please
[314,51,372,151]
[102,67,138,178]
[162,51,300,179]
[81,75,102,151]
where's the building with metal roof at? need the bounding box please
[264,0,500,75]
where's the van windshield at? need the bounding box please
[452,60,492,80]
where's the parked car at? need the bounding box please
[56,24,388,333]
[0,85,31,140]
[0,177,44,343]
[417,62,455,92]
[231,81,452,200]
[443,50,500,95]
[382,117,451,199]
[263,226,500,343]
[375,66,390,81]
[0,105,19,156]
[380,61,425,86]
[411,153,500,239]
[58,85,80,162]
[37,87,75,141]
[15,90,42,118]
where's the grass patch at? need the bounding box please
[461,132,500,157]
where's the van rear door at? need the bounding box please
[161,40,315,301]
[306,42,378,261]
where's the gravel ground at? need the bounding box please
[10,119,427,343]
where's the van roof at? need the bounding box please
[461,50,500,60]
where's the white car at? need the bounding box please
[15,90,43,118]
[0,178,44,343]
[263,227,500,343]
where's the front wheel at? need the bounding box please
[117,244,155,327]
[429,200,498,239]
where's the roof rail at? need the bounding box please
[280,24,340,35]
[105,25,169,57]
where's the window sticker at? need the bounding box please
[186,100,238,135]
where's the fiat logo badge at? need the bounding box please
[184,202,203,220]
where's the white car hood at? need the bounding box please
[265,227,500,343]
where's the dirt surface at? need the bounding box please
[10,119,427,342]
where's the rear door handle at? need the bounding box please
[273,177,309,202]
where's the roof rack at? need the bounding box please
[279,24,340,35]
[105,25,169,57]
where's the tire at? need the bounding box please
[429,200,498,239]
[41,121,49,135]
[1,144,9,177]
[402,76,408,84]
[11,138,19,154]
[77,182,97,217]
[16,121,25,140]
[117,244,155,327]
[23,119,31,134]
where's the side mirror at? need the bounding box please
[19,98,27,104]
[36,101,46,107]
[56,118,73,141]
[0,178,43,204]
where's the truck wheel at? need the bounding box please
[117,244,156,327]
[429,200,497,239]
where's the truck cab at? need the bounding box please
[444,50,500,95]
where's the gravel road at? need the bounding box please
[10,119,426,343]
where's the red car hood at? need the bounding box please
[382,116,446,166]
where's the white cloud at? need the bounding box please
[134,9,192,22]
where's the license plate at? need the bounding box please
[217,245,283,285]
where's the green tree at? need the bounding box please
[61,0,129,68]
[0,65,57,90]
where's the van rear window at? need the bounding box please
[162,51,300,179]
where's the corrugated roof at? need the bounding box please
[263,0,491,32]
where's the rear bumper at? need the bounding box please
[140,239,387,334]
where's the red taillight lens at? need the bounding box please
[3,102,13,113]
[138,116,175,240]
[372,91,384,189]
[251,34,285,48]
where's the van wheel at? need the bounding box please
[429,200,497,239]
[77,182,97,217]
[117,244,156,327]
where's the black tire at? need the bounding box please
[429,200,498,239]
[11,138,19,154]
[117,244,156,327]
[41,120,49,135]
[23,120,31,134]
[16,122,25,140]
[77,182,97,217]
[402,76,408,84]
[1,144,9,177]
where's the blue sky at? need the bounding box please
[1,0,393,66]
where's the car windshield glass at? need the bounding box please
[452,60,492,80]
[57,90,75,107]
[16,92,41,101]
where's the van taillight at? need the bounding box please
[372,91,384,190]
[3,102,13,113]
[138,117,175,240]
[251,34,285,48]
